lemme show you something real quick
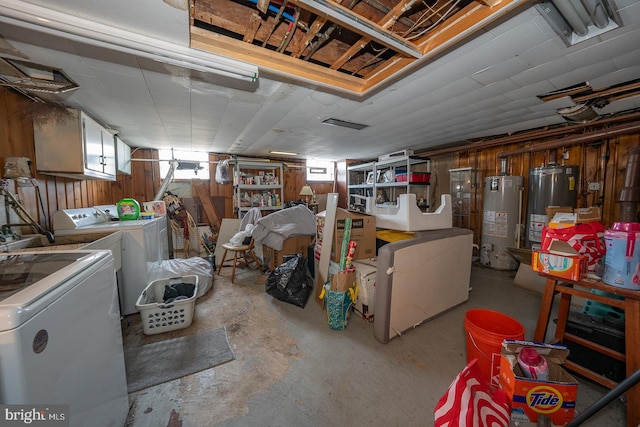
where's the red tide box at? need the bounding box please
[531,249,587,281]
[500,340,578,426]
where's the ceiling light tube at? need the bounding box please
[0,0,259,82]
[269,151,298,156]
[293,0,421,58]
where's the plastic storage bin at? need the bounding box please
[395,172,430,183]
[136,275,198,335]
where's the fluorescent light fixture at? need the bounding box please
[0,0,258,82]
[537,0,621,46]
[0,56,78,93]
[269,150,298,156]
[322,118,368,130]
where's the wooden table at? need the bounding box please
[533,273,640,427]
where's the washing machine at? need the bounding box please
[0,250,128,426]
[53,206,169,315]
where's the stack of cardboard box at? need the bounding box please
[531,206,601,281]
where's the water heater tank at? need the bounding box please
[525,165,579,248]
[481,175,524,270]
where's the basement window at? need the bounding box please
[306,160,334,182]
[159,149,209,180]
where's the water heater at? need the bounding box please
[525,164,579,248]
[481,175,524,270]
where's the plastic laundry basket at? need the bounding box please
[136,275,198,335]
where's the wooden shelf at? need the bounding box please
[533,273,640,427]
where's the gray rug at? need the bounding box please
[124,327,235,393]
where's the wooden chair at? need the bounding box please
[217,237,260,283]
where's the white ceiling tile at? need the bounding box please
[590,65,640,87]
[510,57,575,87]
[503,80,556,101]
[569,27,640,67]
[518,39,567,67]
[549,59,618,88]
[470,57,530,86]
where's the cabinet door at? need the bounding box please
[116,136,132,174]
[82,115,105,174]
[102,129,116,177]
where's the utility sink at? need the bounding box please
[0,232,123,270]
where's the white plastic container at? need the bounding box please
[136,275,198,335]
[603,222,640,290]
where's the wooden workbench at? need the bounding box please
[533,273,640,427]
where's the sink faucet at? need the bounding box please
[1,188,55,244]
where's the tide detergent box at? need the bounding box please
[500,340,578,425]
[532,249,587,281]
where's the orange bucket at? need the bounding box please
[464,309,525,384]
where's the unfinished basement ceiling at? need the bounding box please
[190,0,525,94]
[1,0,639,161]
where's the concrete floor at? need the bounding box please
[122,264,627,426]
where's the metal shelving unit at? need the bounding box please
[233,160,284,218]
[347,156,430,212]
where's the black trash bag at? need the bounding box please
[265,254,313,308]
[163,282,196,303]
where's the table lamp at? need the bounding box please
[299,185,314,205]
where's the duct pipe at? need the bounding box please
[618,145,640,222]
[581,0,610,28]
[422,111,640,158]
[496,120,640,158]
[499,157,508,175]
[552,0,589,36]
[154,160,177,201]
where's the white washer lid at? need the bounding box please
[0,250,111,330]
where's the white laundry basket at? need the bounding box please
[136,275,198,335]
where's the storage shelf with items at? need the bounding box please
[232,160,283,217]
[449,167,479,230]
[347,154,430,213]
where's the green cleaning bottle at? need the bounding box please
[117,198,140,220]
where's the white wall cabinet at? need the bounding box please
[233,160,283,218]
[34,108,116,181]
[347,155,430,211]
[115,135,132,175]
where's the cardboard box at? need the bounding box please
[548,212,577,229]
[545,206,573,221]
[547,207,601,228]
[500,340,578,426]
[574,206,601,223]
[352,259,377,320]
[263,235,315,271]
[532,249,587,281]
[316,208,376,262]
[330,270,355,292]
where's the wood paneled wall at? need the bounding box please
[427,135,639,247]
[2,87,638,245]
[0,88,129,234]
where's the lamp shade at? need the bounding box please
[299,185,314,196]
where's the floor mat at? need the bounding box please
[124,327,235,393]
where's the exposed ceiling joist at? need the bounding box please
[190,0,528,95]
